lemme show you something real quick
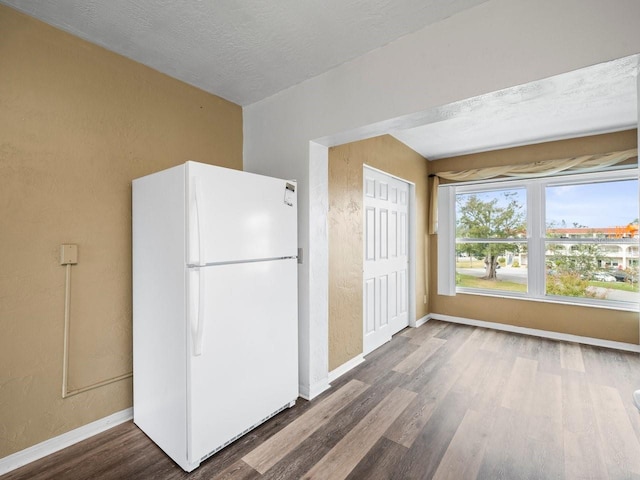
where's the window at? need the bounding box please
[438,169,639,309]
[455,187,528,294]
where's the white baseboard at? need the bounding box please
[431,313,640,353]
[299,378,331,401]
[0,408,133,476]
[328,354,365,384]
[414,314,431,328]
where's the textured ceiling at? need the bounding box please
[0,0,489,106]
[392,55,639,159]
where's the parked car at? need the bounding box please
[608,269,630,282]
[608,269,638,283]
[592,272,617,282]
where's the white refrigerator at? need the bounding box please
[132,161,298,472]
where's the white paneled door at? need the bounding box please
[363,166,409,355]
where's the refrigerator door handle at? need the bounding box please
[191,267,205,356]
[189,177,206,266]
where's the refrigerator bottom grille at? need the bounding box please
[199,400,296,463]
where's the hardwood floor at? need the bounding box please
[4,320,640,479]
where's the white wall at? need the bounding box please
[243,0,640,397]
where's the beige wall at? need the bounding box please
[429,130,639,344]
[0,5,242,458]
[328,135,429,371]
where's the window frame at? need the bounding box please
[437,168,639,311]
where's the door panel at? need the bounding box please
[399,268,408,314]
[390,211,397,257]
[380,209,388,259]
[364,278,375,335]
[379,275,388,328]
[389,271,397,321]
[365,207,375,261]
[363,167,409,355]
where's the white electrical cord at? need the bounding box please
[61,263,132,398]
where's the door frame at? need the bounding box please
[362,164,417,355]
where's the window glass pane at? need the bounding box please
[545,178,639,303]
[456,188,526,239]
[546,180,638,237]
[456,242,528,293]
[456,187,527,293]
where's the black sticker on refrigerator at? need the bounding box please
[284,182,295,206]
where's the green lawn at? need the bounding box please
[457,273,639,294]
[456,273,526,292]
[589,281,639,292]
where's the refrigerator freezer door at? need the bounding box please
[186,162,297,265]
[187,258,298,464]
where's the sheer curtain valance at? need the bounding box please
[428,148,638,234]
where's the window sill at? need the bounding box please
[455,288,640,313]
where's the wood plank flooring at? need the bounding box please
[4,320,640,480]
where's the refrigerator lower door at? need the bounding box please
[187,258,298,466]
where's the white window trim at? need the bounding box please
[437,168,640,311]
